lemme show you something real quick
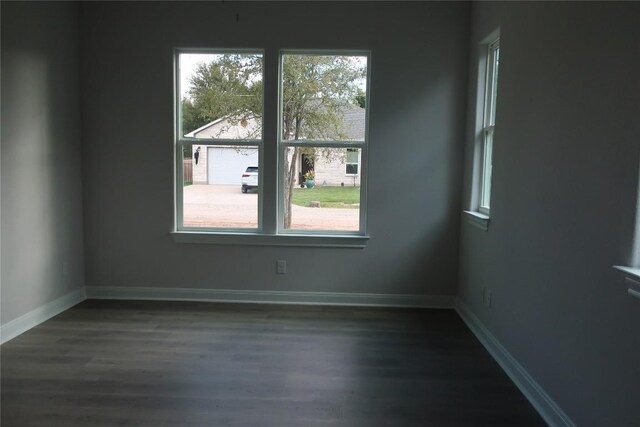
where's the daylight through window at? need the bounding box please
[175,50,369,238]
[280,53,368,233]
[177,51,263,230]
[479,38,500,214]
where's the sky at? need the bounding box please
[179,53,368,101]
[179,54,218,99]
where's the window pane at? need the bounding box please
[179,52,263,139]
[281,54,367,142]
[480,130,493,209]
[346,148,359,175]
[487,43,500,126]
[182,145,259,228]
[283,146,360,231]
[346,148,358,163]
[346,163,358,175]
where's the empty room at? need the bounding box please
[1,1,638,426]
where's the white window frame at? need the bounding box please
[172,48,371,247]
[277,50,370,236]
[465,31,500,230]
[174,48,265,233]
[479,37,500,216]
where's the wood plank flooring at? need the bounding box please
[1,300,545,426]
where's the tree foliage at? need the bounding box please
[279,55,365,226]
[355,89,366,109]
[182,53,365,228]
[182,54,263,135]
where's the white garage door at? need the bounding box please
[207,147,259,185]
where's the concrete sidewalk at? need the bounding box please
[183,184,359,231]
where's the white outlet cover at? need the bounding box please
[276,260,286,274]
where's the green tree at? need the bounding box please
[354,89,366,108]
[182,54,263,135]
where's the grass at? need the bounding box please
[292,186,360,208]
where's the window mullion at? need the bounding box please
[178,138,262,146]
[262,47,280,235]
[283,141,366,148]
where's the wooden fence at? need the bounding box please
[183,159,193,183]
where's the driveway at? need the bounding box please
[183,184,359,231]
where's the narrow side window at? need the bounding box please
[479,37,500,215]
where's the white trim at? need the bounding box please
[171,231,369,247]
[613,265,640,282]
[454,299,576,427]
[1,287,86,345]
[283,140,366,148]
[613,266,640,300]
[463,210,490,231]
[87,286,454,308]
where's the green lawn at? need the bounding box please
[292,186,360,208]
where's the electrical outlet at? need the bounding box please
[276,260,286,274]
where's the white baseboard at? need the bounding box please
[1,287,87,345]
[86,286,454,308]
[454,298,575,427]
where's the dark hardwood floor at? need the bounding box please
[1,300,545,426]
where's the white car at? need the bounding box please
[241,166,259,193]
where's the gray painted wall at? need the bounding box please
[79,2,469,297]
[459,3,640,425]
[1,2,85,324]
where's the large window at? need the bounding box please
[479,37,500,215]
[174,50,369,243]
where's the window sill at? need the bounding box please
[613,266,640,300]
[171,231,370,248]
[463,210,490,231]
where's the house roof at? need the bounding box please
[184,116,227,138]
[340,106,366,140]
[185,105,366,140]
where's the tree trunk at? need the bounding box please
[283,146,298,228]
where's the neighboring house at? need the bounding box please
[186,115,260,185]
[185,107,364,187]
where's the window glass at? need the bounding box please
[179,52,263,140]
[283,147,361,232]
[346,148,359,175]
[486,41,500,127]
[175,50,369,238]
[177,51,263,231]
[182,145,259,229]
[479,38,500,214]
[480,130,493,209]
[280,53,368,233]
[281,54,367,142]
